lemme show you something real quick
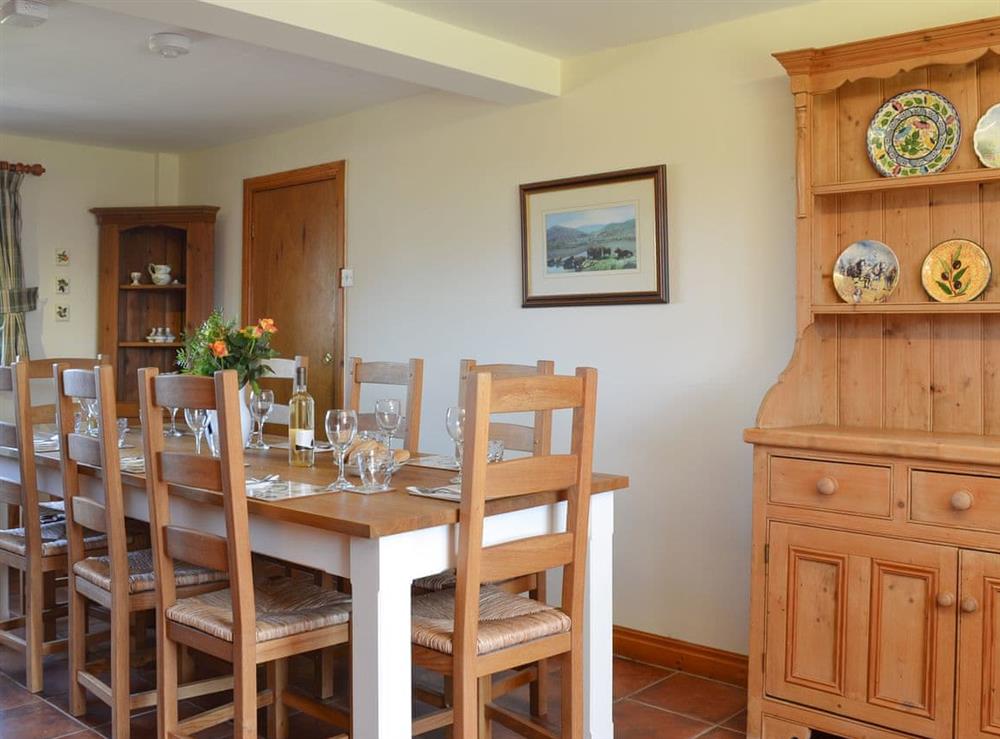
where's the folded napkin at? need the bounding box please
[406,454,458,471]
[120,456,145,474]
[33,434,59,453]
[407,485,461,502]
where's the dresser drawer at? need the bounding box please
[768,456,892,517]
[910,470,1000,533]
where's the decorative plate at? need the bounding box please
[974,103,1000,168]
[921,239,991,302]
[866,90,960,177]
[833,240,900,304]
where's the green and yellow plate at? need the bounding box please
[867,89,961,177]
[921,239,991,302]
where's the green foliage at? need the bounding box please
[176,310,279,392]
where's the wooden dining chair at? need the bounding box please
[347,356,423,450]
[259,355,307,431]
[0,357,111,693]
[138,367,353,738]
[411,367,597,738]
[54,362,231,738]
[414,359,556,718]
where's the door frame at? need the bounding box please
[242,160,346,406]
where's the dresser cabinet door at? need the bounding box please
[766,523,957,738]
[957,550,1000,738]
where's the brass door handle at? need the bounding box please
[323,352,333,365]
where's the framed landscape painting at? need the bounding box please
[520,165,668,307]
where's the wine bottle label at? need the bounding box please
[292,429,314,450]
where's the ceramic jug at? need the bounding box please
[148,263,172,285]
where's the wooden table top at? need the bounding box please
[8,434,629,539]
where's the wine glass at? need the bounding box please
[247,389,274,450]
[374,398,402,448]
[80,398,98,436]
[184,408,209,455]
[445,406,465,484]
[164,407,184,438]
[325,409,358,491]
[117,418,130,448]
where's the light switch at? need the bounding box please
[340,268,354,287]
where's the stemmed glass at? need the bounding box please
[325,409,358,491]
[184,408,209,455]
[445,406,465,484]
[247,389,274,450]
[374,399,402,448]
[164,407,184,438]
[80,399,98,436]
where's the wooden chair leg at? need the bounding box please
[560,649,583,739]
[110,598,131,739]
[529,573,548,717]
[442,674,454,739]
[43,571,57,642]
[157,620,179,739]
[316,573,337,699]
[67,582,88,715]
[478,675,492,739]
[267,658,289,739]
[25,563,44,693]
[454,668,477,739]
[179,643,196,683]
[233,650,257,738]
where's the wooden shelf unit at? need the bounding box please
[747,18,1000,739]
[94,206,217,416]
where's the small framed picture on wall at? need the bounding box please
[520,165,668,307]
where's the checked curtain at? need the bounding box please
[0,169,36,364]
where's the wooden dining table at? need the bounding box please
[0,435,628,739]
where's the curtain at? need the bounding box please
[0,169,36,364]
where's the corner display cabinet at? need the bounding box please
[745,17,1000,739]
[93,206,218,417]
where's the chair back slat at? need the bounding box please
[355,361,411,385]
[459,359,554,455]
[71,497,108,533]
[479,532,574,584]
[489,375,584,414]
[0,422,18,449]
[164,525,229,573]
[28,357,104,379]
[0,479,20,507]
[139,368,254,648]
[152,375,217,410]
[347,356,424,450]
[30,404,55,425]
[62,368,97,399]
[484,455,579,500]
[67,433,102,468]
[159,452,223,491]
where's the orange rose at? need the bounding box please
[243,325,263,338]
[258,318,277,334]
[209,340,229,358]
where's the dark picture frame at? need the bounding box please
[520,165,668,307]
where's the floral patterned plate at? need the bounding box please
[921,239,991,302]
[974,103,1000,168]
[833,240,900,304]
[867,90,960,177]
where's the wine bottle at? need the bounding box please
[288,366,315,467]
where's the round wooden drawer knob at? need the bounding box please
[816,477,838,496]
[961,597,980,614]
[950,490,974,511]
[936,592,955,608]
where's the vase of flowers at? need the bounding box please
[177,310,279,448]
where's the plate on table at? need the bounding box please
[974,103,1000,168]
[921,239,991,302]
[833,240,900,304]
[867,89,960,177]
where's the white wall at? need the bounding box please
[0,132,178,359]
[168,0,997,653]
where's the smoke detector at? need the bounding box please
[147,32,191,58]
[0,0,48,27]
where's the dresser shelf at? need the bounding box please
[119,284,186,291]
[813,166,1000,195]
[812,301,1000,314]
[117,342,183,349]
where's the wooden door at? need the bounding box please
[243,162,345,410]
[766,523,957,737]
[957,549,1000,738]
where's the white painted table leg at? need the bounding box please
[585,492,615,739]
[350,533,416,739]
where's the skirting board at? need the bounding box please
[613,625,748,687]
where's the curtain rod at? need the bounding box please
[0,161,45,177]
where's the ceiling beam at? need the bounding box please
[73,0,562,103]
